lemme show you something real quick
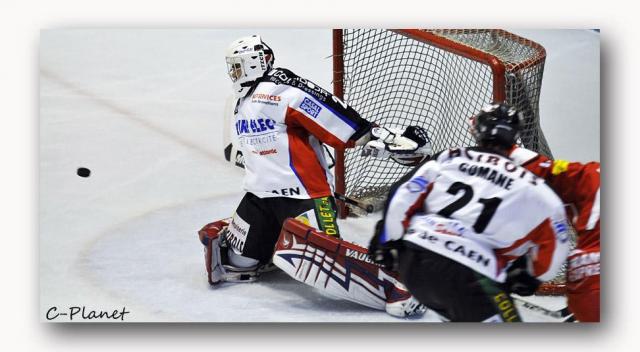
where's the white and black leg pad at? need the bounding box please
[198,219,267,285]
[273,218,426,317]
[198,219,231,285]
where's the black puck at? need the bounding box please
[77,167,91,178]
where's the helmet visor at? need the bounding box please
[226,57,243,82]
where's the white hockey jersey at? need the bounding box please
[379,147,570,283]
[232,68,371,199]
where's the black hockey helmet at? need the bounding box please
[471,102,523,148]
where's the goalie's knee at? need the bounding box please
[199,220,229,285]
[198,219,267,285]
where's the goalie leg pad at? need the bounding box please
[199,220,230,285]
[273,218,426,317]
[198,219,266,285]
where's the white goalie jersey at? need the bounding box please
[231,67,372,199]
[379,147,571,283]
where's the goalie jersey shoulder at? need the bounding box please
[263,67,333,102]
[262,67,370,137]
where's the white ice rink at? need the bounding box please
[39,29,599,322]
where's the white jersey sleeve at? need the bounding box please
[266,68,372,148]
[379,160,441,243]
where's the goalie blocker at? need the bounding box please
[272,218,426,318]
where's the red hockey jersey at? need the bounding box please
[509,147,600,250]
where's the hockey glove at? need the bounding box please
[362,126,433,166]
[368,220,402,271]
[504,256,541,296]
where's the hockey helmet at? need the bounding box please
[225,35,275,98]
[471,102,523,148]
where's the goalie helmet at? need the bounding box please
[471,102,523,148]
[225,35,275,98]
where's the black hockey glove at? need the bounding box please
[368,220,403,271]
[504,256,541,296]
[401,126,431,150]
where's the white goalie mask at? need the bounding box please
[225,35,275,98]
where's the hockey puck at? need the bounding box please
[77,167,91,178]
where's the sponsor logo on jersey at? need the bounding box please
[345,248,375,264]
[253,148,277,156]
[268,69,294,85]
[236,117,278,148]
[272,187,301,196]
[235,117,277,135]
[239,134,277,148]
[443,240,492,267]
[407,176,428,193]
[300,97,322,118]
[296,78,332,103]
[422,214,467,236]
[410,228,491,268]
[251,93,281,106]
[552,219,570,243]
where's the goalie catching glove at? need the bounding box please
[362,125,433,166]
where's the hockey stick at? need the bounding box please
[512,296,576,322]
[334,192,375,214]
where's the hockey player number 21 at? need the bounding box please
[436,182,502,233]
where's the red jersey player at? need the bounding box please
[509,146,600,322]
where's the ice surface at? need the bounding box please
[39,29,599,322]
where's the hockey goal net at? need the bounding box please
[333,29,567,295]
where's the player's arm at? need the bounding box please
[512,146,601,231]
[368,160,441,269]
[546,160,601,229]
[279,70,431,164]
[504,210,571,296]
[270,68,371,149]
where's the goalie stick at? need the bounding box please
[512,295,576,322]
[334,192,374,214]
